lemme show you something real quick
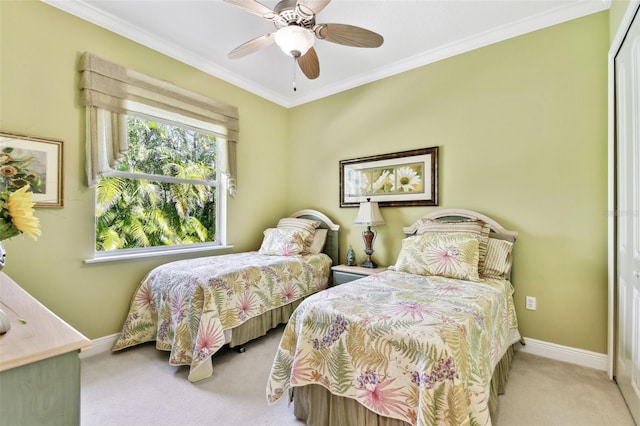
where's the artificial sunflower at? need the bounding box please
[0,185,41,241]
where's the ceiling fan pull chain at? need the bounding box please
[293,56,297,92]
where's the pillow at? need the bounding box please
[277,218,321,252]
[488,232,516,243]
[392,232,480,281]
[307,228,328,255]
[416,219,490,274]
[277,217,321,233]
[482,238,514,279]
[258,228,311,256]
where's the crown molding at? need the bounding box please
[287,0,610,107]
[42,0,609,109]
[41,0,293,107]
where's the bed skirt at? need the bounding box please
[292,345,516,426]
[164,299,305,382]
[228,299,303,348]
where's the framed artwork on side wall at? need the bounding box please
[0,132,63,208]
[340,147,438,208]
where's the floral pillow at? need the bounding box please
[416,218,490,274]
[277,218,321,253]
[391,232,480,281]
[258,228,311,256]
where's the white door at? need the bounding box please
[615,4,640,423]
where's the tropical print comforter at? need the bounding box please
[267,270,521,426]
[113,252,331,382]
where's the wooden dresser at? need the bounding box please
[0,272,91,425]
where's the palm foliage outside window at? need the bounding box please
[96,116,220,252]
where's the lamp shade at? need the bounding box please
[274,25,315,57]
[353,201,385,226]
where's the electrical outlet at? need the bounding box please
[526,296,537,310]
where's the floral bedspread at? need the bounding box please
[113,252,331,381]
[266,270,521,426]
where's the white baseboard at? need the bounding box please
[80,333,119,359]
[80,333,609,372]
[516,337,608,371]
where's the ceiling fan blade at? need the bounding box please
[297,0,331,16]
[315,23,384,48]
[228,33,275,59]
[297,47,320,79]
[223,0,277,20]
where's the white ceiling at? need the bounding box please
[43,0,609,108]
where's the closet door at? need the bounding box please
[614,4,640,423]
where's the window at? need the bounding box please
[79,52,239,261]
[96,116,221,253]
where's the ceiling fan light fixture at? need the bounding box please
[274,25,315,57]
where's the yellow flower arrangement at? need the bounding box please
[0,185,41,241]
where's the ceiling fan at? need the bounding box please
[223,0,384,87]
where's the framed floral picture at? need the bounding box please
[0,132,63,208]
[340,147,438,207]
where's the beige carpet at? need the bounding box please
[81,326,635,426]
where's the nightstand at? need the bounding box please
[331,264,388,285]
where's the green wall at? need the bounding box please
[0,1,290,339]
[287,12,610,353]
[1,2,612,354]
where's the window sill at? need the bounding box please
[84,244,234,264]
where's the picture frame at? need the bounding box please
[340,147,438,208]
[0,132,63,208]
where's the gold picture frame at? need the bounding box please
[0,132,63,208]
[340,147,438,208]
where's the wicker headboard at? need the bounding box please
[289,209,341,266]
[403,208,518,240]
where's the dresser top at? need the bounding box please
[0,272,91,372]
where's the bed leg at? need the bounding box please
[236,345,246,353]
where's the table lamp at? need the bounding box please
[353,198,385,268]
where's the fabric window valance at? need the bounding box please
[78,52,238,195]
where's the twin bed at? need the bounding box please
[113,207,520,425]
[112,209,340,382]
[267,208,520,426]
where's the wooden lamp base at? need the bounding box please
[361,226,377,268]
